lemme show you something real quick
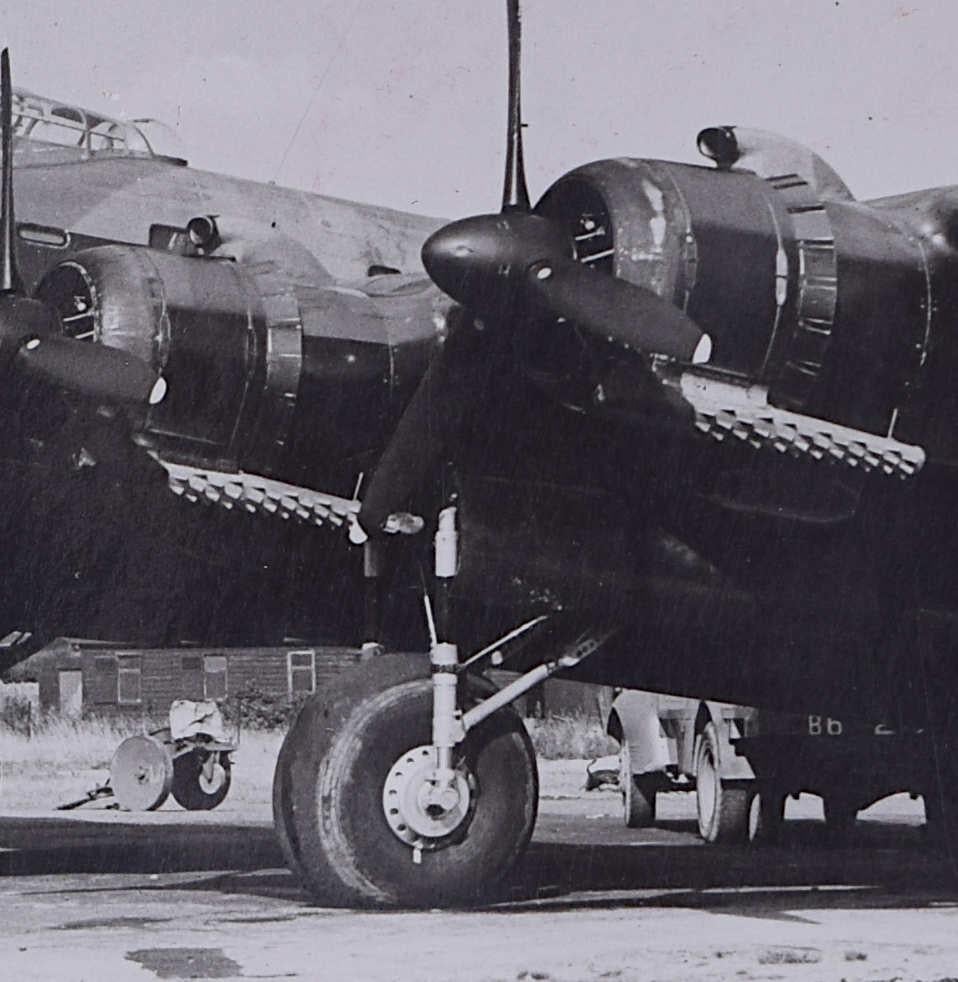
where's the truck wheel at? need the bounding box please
[282,654,538,907]
[926,784,958,865]
[695,722,750,844]
[822,794,858,841]
[619,740,656,828]
[922,788,952,849]
[923,694,958,873]
[748,786,785,845]
[171,750,231,810]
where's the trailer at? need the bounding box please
[108,699,236,811]
[605,690,931,843]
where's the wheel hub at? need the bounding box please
[382,745,473,848]
[199,760,226,794]
[698,752,717,825]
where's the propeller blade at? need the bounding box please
[502,0,530,212]
[373,0,707,537]
[16,337,165,405]
[359,314,488,536]
[525,255,707,363]
[362,0,536,536]
[1,49,22,295]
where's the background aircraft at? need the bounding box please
[0,73,448,655]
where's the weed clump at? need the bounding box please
[523,713,616,760]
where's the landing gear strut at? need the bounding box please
[273,505,609,906]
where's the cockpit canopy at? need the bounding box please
[12,88,186,163]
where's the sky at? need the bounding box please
[1,0,956,218]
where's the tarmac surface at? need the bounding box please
[2,792,958,982]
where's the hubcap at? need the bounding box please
[698,750,717,831]
[748,792,762,841]
[199,760,226,794]
[619,741,632,814]
[382,745,474,848]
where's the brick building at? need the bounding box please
[16,638,362,718]
[12,639,612,722]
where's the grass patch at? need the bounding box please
[0,713,147,808]
[0,703,608,810]
[0,681,39,735]
[757,947,822,965]
[524,713,616,760]
[0,715,144,772]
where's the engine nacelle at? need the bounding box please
[535,156,935,437]
[35,244,447,485]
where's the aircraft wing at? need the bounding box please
[675,369,926,479]
[158,459,363,541]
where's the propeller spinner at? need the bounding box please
[420,0,706,364]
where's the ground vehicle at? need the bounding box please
[109,699,235,811]
[607,690,931,844]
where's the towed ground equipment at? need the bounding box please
[108,700,235,811]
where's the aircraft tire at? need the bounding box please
[283,653,538,908]
[921,786,958,857]
[272,722,309,880]
[695,722,750,844]
[619,741,656,828]
[171,750,231,810]
[922,692,958,875]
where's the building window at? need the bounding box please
[88,653,141,705]
[117,654,142,705]
[90,655,118,705]
[203,655,228,701]
[287,649,316,696]
[178,654,203,699]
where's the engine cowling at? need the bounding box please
[35,243,448,486]
[535,156,932,438]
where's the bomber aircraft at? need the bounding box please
[3,1,958,908]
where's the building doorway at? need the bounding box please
[58,669,82,718]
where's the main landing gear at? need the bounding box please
[272,506,609,907]
[274,653,537,906]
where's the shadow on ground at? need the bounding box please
[506,817,958,917]
[0,814,285,877]
[2,812,956,917]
